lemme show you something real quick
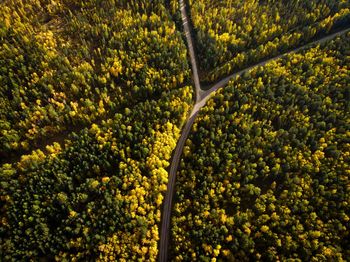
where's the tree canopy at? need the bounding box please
[186,0,350,82]
[171,33,350,261]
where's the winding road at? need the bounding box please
[158,1,350,260]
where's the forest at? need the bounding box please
[185,0,350,82]
[0,0,190,161]
[170,33,350,261]
[1,87,192,260]
[1,0,350,261]
[1,0,193,260]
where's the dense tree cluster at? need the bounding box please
[1,87,193,260]
[187,0,350,82]
[0,0,196,260]
[2,0,350,261]
[0,0,190,160]
[171,33,350,261]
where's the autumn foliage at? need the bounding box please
[171,33,350,261]
[186,0,350,82]
[0,0,190,159]
[0,0,193,260]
